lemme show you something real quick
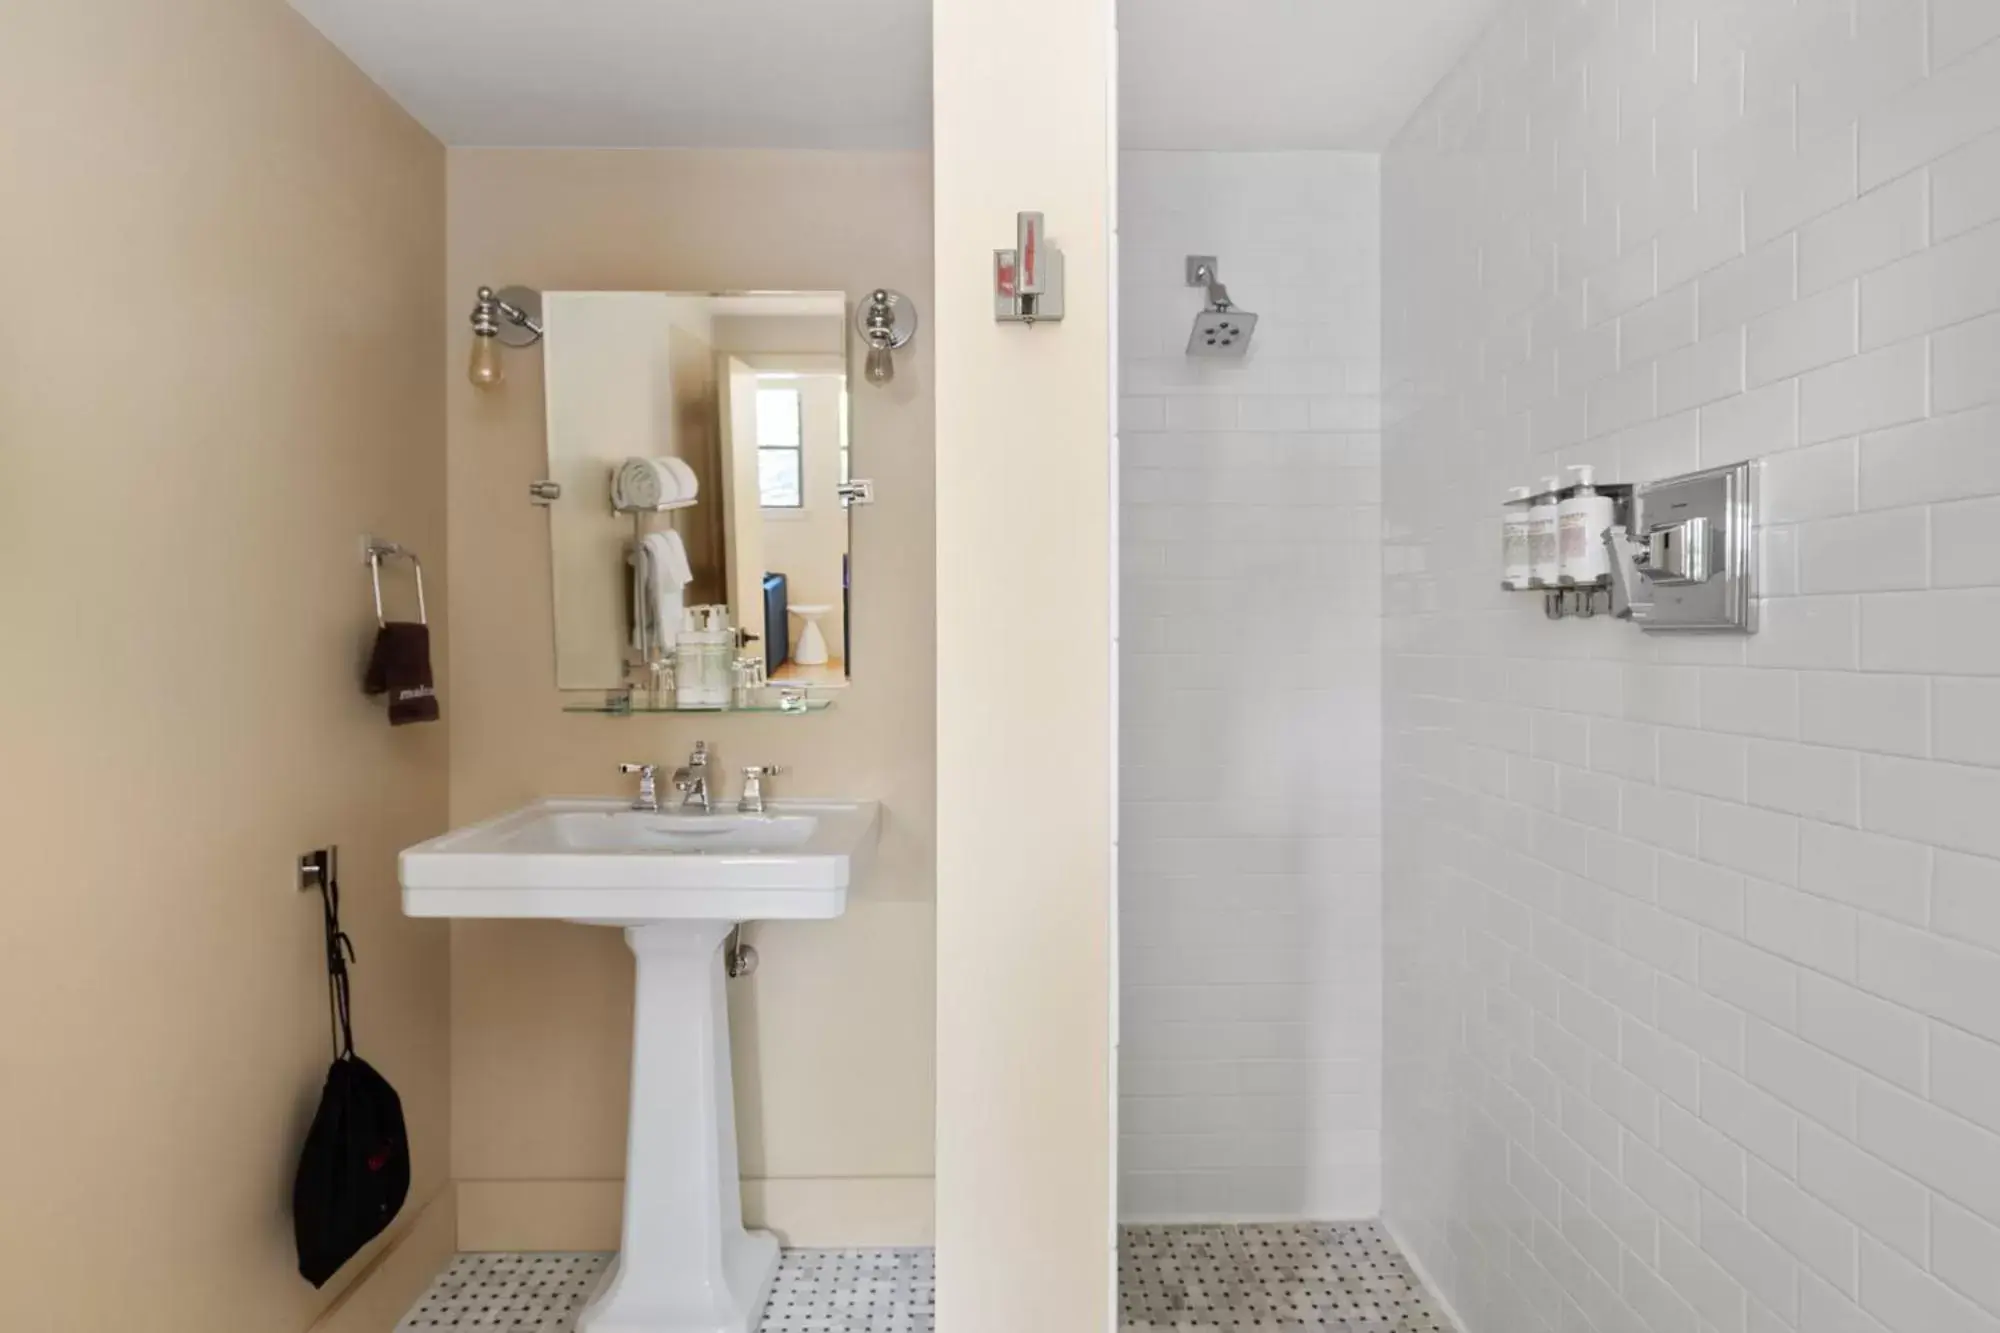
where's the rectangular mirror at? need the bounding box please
[541,291,853,693]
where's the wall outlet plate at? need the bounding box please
[1631,461,1757,632]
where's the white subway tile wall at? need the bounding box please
[1384,3,2000,1331]
[1119,151,1383,1222]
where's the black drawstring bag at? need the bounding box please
[292,856,410,1288]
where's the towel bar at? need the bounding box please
[365,538,426,627]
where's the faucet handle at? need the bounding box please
[618,762,661,811]
[737,765,784,813]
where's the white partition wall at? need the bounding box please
[932,1,1118,1330]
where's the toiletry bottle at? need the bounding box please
[1558,464,1614,586]
[1502,485,1534,590]
[704,609,734,708]
[1528,476,1563,587]
[675,609,727,710]
[707,608,737,708]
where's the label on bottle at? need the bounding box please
[1528,517,1556,569]
[1559,512,1588,561]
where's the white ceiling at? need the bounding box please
[288,0,1500,152]
[286,0,934,149]
[1120,0,1506,150]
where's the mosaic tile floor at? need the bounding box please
[395,1224,1445,1332]
[394,1249,934,1333]
[1120,1223,1450,1331]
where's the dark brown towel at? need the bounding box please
[363,622,439,726]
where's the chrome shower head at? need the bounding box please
[1188,307,1258,356]
[1184,255,1257,357]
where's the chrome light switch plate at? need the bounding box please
[1630,461,1757,632]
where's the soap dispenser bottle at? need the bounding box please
[674,608,731,709]
[1528,476,1563,587]
[1502,485,1534,590]
[1558,464,1614,586]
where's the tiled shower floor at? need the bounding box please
[1120,1223,1449,1331]
[394,1223,1446,1332]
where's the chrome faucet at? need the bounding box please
[618,763,660,813]
[674,741,713,812]
[737,765,784,814]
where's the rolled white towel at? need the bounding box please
[659,455,700,504]
[612,457,672,511]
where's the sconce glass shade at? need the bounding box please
[864,344,895,386]
[467,333,504,388]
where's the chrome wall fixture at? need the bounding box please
[994,211,1065,324]
[1185,255,1259,356]
[1530,462,1759,631]
[1604,461,1758,632]
[467,285,544,387]
[365,537,427,627]
[855,288,917,386]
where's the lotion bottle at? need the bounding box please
[1502,485,1534,589]
[1558,464,1614,586]
[1528,476,1562,587]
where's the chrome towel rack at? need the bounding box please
[365,538,426,627]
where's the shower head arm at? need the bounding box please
[1186,255,1234,311]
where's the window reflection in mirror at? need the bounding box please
[541,292,852,693]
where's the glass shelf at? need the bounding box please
[564,692,834,716]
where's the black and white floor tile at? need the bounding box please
[1119,1223,1449,1332]
[394,1248,934,1333]
[396,1225,1443,1332]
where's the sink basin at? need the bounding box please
[399,797,878,924]
[397,794,880,1333]
[546,810,818,854]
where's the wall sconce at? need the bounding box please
[467,285,544,388]
[855,289,917,386]
[994,211,1065,325]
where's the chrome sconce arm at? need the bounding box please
[467,284,544,388]
[855,288,917,386]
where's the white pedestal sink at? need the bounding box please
[400,798,880,1333]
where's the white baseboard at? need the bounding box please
[455,1176,935,1252]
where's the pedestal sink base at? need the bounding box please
[574,921,776,1333]
[576,1233,779,1333]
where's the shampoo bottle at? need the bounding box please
[1502,485,1534,589]
[1528,476,1562,587]
[1558,464,1614,586]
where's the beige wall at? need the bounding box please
[0,1,450,1329]
[445,149,936,1245]
[933,0,1117,1329]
